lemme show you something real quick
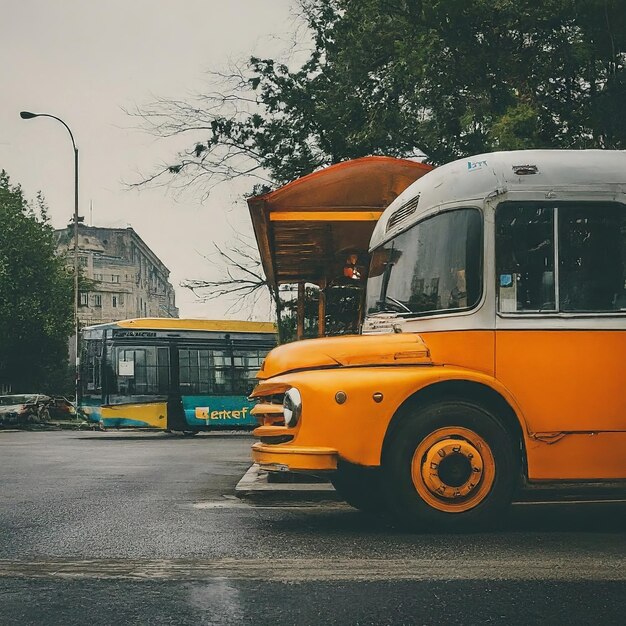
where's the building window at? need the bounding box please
[79,292,89,306]
[94,273,103,281]
[78,256,88,267]
[112,296,118,308]
[119,294,125,306]
[93,294,102,307]
[111,275,120,283]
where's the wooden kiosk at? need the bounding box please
[247,156,433,340]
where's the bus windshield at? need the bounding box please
[366,208,482,316]
[82,330,103,400]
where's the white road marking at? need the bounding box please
[0,557,624,582]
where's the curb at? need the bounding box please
[235,464,340,502]
[48,421,91,430]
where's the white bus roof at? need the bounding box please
[371,149,626,250]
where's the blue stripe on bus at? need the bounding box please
[182,395,257,427]
[80,401,102,424]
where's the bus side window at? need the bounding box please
[496,204,556,312]
[232,350,264,395]
[179,348,209,394]
[211,350,231,394]
[559,205,626,312]
[111,346,169,400]
[157,347,170,394]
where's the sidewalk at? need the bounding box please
[48,419,91,430]
[0,420,90,432]
[235,464,340,502]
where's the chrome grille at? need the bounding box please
[251,393,285,426]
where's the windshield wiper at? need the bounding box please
[385,296,412,313]
[376,295,412,314]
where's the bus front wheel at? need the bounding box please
[383,401,517,531]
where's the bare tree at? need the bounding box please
[125,66,273,201]
[182,232,280,323]
[125,5,316,200]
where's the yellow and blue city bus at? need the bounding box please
[80,318,276,433]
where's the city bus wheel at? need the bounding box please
[330,460,386,513]
[384,401,516,531]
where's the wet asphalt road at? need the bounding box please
[0,430,625,625]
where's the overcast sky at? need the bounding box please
[1,0,299,320]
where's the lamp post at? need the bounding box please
[20,111,80,407]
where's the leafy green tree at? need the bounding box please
[134,0,626,188]
[0,171,74,393]
[133,0,625,335]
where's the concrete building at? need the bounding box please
[55,225,179,327]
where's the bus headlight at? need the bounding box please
[283,388,302,427]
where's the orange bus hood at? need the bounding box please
[257,333,431,379]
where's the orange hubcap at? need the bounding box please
[411,427,496,513]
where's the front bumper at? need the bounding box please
[251,442,338,472]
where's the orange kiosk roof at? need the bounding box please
[247,156,433,289]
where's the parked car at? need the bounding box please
[0,394,76,426]
[46,396,77,420]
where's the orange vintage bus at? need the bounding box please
[250,150,626,529]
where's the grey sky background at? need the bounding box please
[1,0,299,320]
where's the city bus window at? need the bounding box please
[233,350,265,394]
[559,204,626,312]
[157,348,169,394]
[496,204,555,312]
[179,348,210,394]
[110,346,169,401]
[211,350,230,393]
[178,347,260,395]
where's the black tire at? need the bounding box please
[330,460,386,513]
[383,400,518,531]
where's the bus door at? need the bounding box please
[166,343,188,431]
[104,341,170,428]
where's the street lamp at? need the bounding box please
[20,111,81,407]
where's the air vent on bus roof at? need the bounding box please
[386,194,420,232]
